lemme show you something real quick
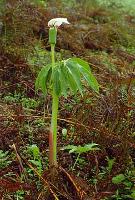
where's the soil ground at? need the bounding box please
[0,1,135,199]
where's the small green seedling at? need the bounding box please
[62,128,68,139]
[112,174,126,184]
[15,190,25,200]
[35,18,99,168]
[106,156,116,174]
[0,150,11,169]
[28,144,43,175]
[112,173,135,199]
[63,143,100,170]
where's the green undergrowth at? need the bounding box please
[0,0,135,199]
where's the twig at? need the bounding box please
[10,143,27,181]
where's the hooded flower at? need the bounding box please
[48,18,70,27]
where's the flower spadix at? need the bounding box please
[48,18,70,27]
[48,18,70,45]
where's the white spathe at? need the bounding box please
[48,18,70,27]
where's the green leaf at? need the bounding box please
[35,57,99,97]
[62,128,67,137]
[71,58,90,71]
[63,143,99,154]
[78,66,99,93]
[106,157,116,172]
[35,64,52,95]
[65,59,83,96]
[112,174,125,184]
[85,143,100,150]
[28,144,40,160]
[123,180,133,187]
[63,145,76,150]
[69,58,99,93]
[58,63,68,97]
[63,61,78,94]
[131,190,135,199]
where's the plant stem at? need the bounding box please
[49,44,59,167]
[50,90,59,166]
[72,153,80,171]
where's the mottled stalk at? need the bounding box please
[49,44,59,167]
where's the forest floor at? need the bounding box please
[0,1,135,200]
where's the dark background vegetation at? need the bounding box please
[0,0,135,199]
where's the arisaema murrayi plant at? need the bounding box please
[35,18,99,168]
